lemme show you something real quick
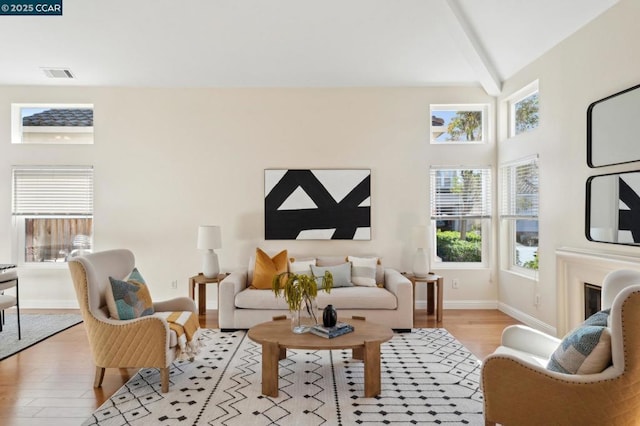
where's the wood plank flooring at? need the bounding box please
[0,309,519,426]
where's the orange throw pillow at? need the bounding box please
[251,248,288,289]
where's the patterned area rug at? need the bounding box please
[85,328,484,425]
[0,313,83,361]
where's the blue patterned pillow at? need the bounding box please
[547,309,612,374]
[105,268,155,320]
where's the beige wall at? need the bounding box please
[0,86,496,308]
[497,0,640,334]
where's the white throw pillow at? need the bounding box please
[348,256,378,287]
[289,257,316,276]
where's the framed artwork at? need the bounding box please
[265,169,371,240]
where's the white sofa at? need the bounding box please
[219,255,413,331]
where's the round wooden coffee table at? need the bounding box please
[248,317,393,398]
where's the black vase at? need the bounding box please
[323,304,337,328]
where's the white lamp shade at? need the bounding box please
[412,225,429,249]
[197,225,222,250]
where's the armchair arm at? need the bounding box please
[501,324,561,359]
[482,354,622,425]
[154,296,197,313]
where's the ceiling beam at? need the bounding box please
[444,0,502,96]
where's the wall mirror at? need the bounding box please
[587,83,640,167]
[586,170,640,245]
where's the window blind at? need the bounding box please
[500,157,538,219]
[430,167,492,219]
[12,166,94,215]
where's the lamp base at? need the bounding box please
[202,250,220,278]
[412,248,429,278]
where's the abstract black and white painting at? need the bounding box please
[618,175,640,243]
[265,169,371,240]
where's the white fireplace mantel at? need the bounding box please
[556,247,640,335]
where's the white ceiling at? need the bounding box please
[1,0,619,95]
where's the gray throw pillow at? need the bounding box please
[311,263,352,288]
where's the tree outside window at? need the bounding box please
[514,92,539,135]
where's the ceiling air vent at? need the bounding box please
[42,67,75,79]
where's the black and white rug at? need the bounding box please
[84,329,484,425]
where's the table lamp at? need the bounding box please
[412,225,429,278]
[197,225,221,278]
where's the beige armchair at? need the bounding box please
[481,269,640,425]
[68,249,198,393]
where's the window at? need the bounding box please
[430,104,489,143]
[508,82,539,137]
[430,167,492,266]
[11,103,94,144]
[500,157,539,272]
[12,166,94,264]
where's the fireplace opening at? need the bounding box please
[584,283,602,319]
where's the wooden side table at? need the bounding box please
[188,273,227,316]
[403,273,444,322]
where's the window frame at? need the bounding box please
[11,165,94,267]
[429,166,492,268]
[508,81,539,138]
[430,104,490,144]
[11,103,94,145]
[500,156,539,276]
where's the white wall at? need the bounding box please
[497,0,640,334]
[0,86,496,308]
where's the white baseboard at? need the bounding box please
[415,300,498,310]
[497,302,557,336]
[20,300,80,309]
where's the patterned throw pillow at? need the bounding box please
[547,309,612,374]
[250,248,288,289]
[347,256,378,287]
[311,263,352,288]
[106,267,155,320]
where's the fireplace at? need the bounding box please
[584,283,602,319]
[556,248,640,335]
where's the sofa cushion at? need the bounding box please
[250,248,288,289]
[106,268,155,320]
[316,287,397,310]
[311,263,352,288]
[348,256,378,287]
[236,288,292,310]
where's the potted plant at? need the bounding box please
[272,270,333,333]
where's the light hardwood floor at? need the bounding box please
[0,309,519,426]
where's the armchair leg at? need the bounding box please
[160,367,169,393]
[94,367,105,388]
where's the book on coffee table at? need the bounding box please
[310,322,354,339]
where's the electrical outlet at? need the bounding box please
[535,294,541,306]
[452,278,459,289]
[171,280,178,289]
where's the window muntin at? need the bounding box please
[11,103,94,144]
[501,157,539,272]
[430,167,491,266]
[430,104,489,144]
[12,166,94,264]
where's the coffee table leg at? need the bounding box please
[364,340,381,397]
[352,346,363,360]
[262,341,280,397]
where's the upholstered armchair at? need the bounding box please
[68,249,198,393]
[481,269,640,425]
